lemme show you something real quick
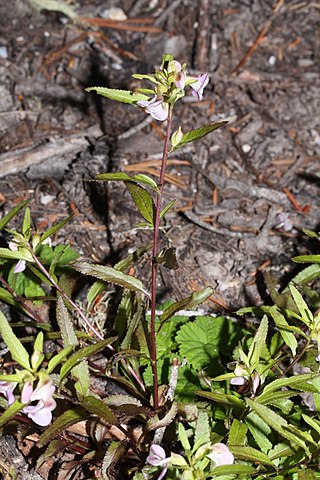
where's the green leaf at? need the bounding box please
[80,395,118,425]
[178,422,191,451]
[245,412,272,453]
[72,261,150,297]
[56,296,78,347]
[95,172,132,182]
[124,181,155,225]
[194,410,210,448]
[210,464,256,475]
[292,255,320,264]
[228,418,248,446]
[0,248,32,262]
[87,280,106,309]
[0,310,31,370]
[160,199,176,219]
[22,207,31,238]
[170,121,228,152]
[114,243,152,273]
[133,174,158,191]
[269,305,298,356]
[101,441,126,480]
[289,264,320,286]
[160,287,214,325]
[38,408,90,447]
[246,398,310,453]
[268,442,295,461]
[229,445,274,465]
[132,73,159,84]
[156,247,179,270]
[196,391,245,407]
[175,315,226,371]
[248,315,268,368]
[0,200,29,231]
[60,337,116,382]
[40,214,74,246]
[261,373,318,396]
[85,87,149,105]
[289,284,313,327]
[0,400,24,427]
[47,346,73,374]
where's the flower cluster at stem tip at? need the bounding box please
[136,54,209,121]
[0,372,56,427]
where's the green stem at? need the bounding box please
[150,108,173,410]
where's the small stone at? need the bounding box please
[268,55,276,66]
[0,46,8,59]
[242,144,251,153]
[101,8,127,20]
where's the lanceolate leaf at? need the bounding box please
[229,445,274,466]
[245,412,272,453]
[96,172,132,182]
[268,305,298,356]
[248,315,268,368]
[170,121,228,152]
[60,337,116,382]
[0,400,24,427]
[102,441,126,480]
[160,287,214,325]
[85,87,149,105]
[38,408,90,447]
[0,199,29,231]
[124,181,155,225]
[0,310,30,370]
[246,398,310,453]
[80,395,118,425]
[228,418,248,446]
[56,296,78,346]
[72,261,150,297]
[196,391,245,408]
[114,243,152,273]
[210,465,255,475]
[289,284,313,327]
[261,373,318,396]
[146,402,178,432]
[292,255,320,264]
[40,214,74,246]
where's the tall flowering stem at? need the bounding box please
[151,108,173,410]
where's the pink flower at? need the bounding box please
[147,444,170,480]
[190,73,209,101]
[8,241,27,273]
[137,96,169,121]
[23,397,57,427]
[207,443,234,466]
[0,381,17,405]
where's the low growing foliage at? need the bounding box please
[0,55,320,479]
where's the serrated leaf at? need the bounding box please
[245,412,272,453]
[60,337,116,382]
[0,400,24,427]
[102,441,126,480]
[257,389,307,405]
[160,287,214,325]
[302,414,320,436]
[72,261,150,297]
[171,121,228,152]
[292,255,320,264]
[38,408,90,447]
[73,360,90,398]
[40,214,74,246]
[269,305,298,356]
[289,264,320,286]
[160,199,176,219]
[56,296,78,346]
[146,402,178,431]
[86,87,149,105]
[0,310,30,370]
[248,315,268,368]
[246,398,310,453]
[196,391,245,407]
[22,207,31,238]
[178,422,191,451]
[289,284,313,327]
[132,73,159,84]
[229,445,274,465]
[36,439,67,470]
[175,314,226,371]
[80,395,118,425]
[96,172,132,182]
[194,410,211,448]
[228,418,248,446]
[0,200,29,231]
[103,394,142,407]
[124,181,155,225]
[268,442,295,461]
